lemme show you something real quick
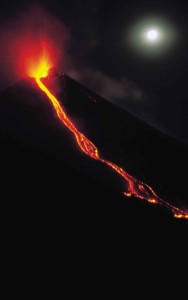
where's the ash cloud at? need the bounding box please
[68,68,142,102]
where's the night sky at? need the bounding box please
[0,0,188,144]
[1,0,188,274]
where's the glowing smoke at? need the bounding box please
[0,5,71,89]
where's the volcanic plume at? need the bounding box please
[0,5,70,89]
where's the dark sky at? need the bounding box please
[0,0,188,144]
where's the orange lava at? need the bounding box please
[31,60,188,219]
[27,53,52,79]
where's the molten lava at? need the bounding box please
[30,59,188,219]
[27,53,52,79]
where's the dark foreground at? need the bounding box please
[0,74,188,249]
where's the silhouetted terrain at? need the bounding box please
[0,73,187,246]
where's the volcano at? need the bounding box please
[0,70,188,235]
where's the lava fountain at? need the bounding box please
[27,55,188,219]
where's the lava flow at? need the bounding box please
[29,58,188,219]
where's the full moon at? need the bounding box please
[128,16,176,56]
[146,30,158,41]
[144,28,161,43]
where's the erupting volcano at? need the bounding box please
[26,55,188,219]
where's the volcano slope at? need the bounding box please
[0,72,187,237]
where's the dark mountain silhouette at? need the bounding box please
[0,72,187,244]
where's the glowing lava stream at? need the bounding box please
[35,75,188,219]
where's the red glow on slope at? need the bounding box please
[31,63,188,219]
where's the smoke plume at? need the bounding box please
[68,68,142,102]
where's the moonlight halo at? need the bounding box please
[128,16,176,56]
